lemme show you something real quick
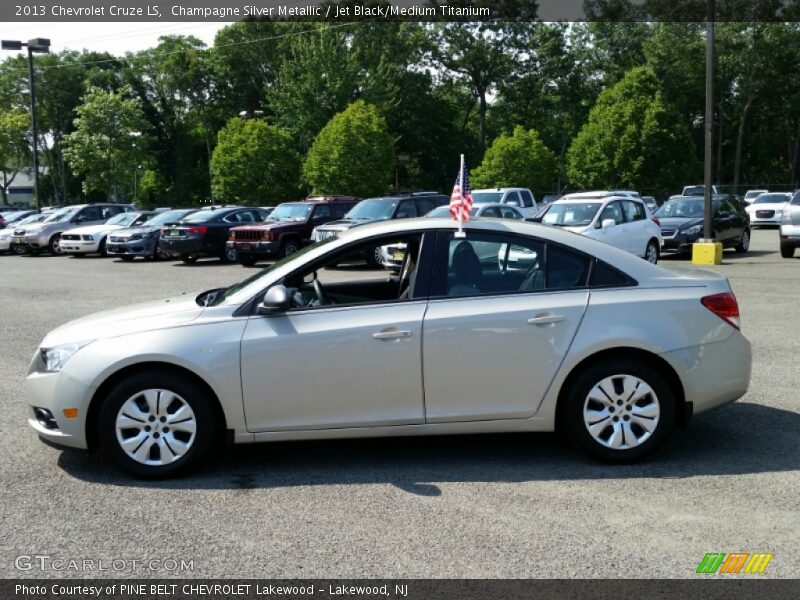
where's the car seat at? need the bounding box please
[448,241,482,296]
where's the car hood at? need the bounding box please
[112,224,161,236]
[657,216,702,229]
[318,219,371,230]
[41,293,205,347]
[68,224,122,236]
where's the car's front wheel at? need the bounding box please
[98,371,216,477]
[644,239,659,264]
[735,229,750,253]
[562,359,675,463]
[221,245,237,263]
[49,234,62,255]
[238,254,257,267]
[181,254,198,264]
[780,242,795,258]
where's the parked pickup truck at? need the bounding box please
[228,197,358,266]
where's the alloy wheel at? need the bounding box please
[115,389,197,466]
[645,242,658,264]
[582,374,660,450]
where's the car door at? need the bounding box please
[240,232,431,432]
[589,200,629,252]
[422,230,590,422]
[713,200,738,244]
[621,199,648,255]
[75,206,102,226]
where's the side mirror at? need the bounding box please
[257,285,290,315]
[601,218,616,229]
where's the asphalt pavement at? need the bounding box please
[0,229,798,579]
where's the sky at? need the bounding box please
[2,22,228,55]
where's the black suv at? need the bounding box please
[654,195,751,254]
[310,192,450,265]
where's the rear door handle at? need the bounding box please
[372,329,412,340]
[527,313,566,325]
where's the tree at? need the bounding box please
[210,117,300,205]
[471,126,557,194]
[304,100,394,197]
[0,109,30,206]
[566,67,694,197]
[63,86,151,201]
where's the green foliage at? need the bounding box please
[471,126,557,194]
[210,117,300,205]
[63,86,151,200]
[566,67,694,197]
[303,100,394,197]
[0,109,31,204]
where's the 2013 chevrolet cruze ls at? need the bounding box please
[26,218,751,477]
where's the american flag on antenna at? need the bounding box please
[449,154,473,224]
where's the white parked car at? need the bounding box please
[743,189,768,204]
[744,192,791,227]
[26,218,751,477]
[538,195,662,263]
[59,211,155,256]
[0,213,47,253]
[471,188,539,218]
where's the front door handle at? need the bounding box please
[372,329,412,340]
[527,313,566,325]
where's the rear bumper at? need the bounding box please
[664,330,751,416]
[661,235,698,253]
[159,237,204,256]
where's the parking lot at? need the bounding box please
[0,227,798,579]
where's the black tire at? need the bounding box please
[97,371,216,478]
[12,245,26,255]
[561,359,675,463]
[48,234,62,255]
[780,242,795,258]
[71,253,84,258]
[238,254,257,267]
[735,229,750,253]
[98,237,107,257]
[221,245,237,264]
[365,245,382,268]
[281,238,300,258]
[644,239,659,264]
[181,254,198,264]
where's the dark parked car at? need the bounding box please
[311,192,450,266]
[228,198,358,266]
[159,206,271,263]
[107,208,198,261]
[654,195,750,254]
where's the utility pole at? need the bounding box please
[1,38,50,213]
[703,0,714,242]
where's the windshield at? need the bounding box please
[2,211,28,222]
[654,200,706,218]
[269,203,312,221]
[745,190,766,199]
[16,214,46,226]
[753,193,789,204]
[106,212,143,226]
[345,199,397,220]
[683,186,705,196]
[181,209,230,223]
[542,202,601,227]
[471,192,503,204]
[210,236,338,306]
[44,206,80,223]
[146,209,194,226]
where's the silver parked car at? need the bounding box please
[26,218,751,477]
[779,190,800,257]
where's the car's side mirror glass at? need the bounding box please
[257,285,290,315]
[601,218,616,229]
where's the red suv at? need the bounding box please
[228,197,358,266]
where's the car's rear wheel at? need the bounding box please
[98,371,216,477]
[735,229,750,253]
[98,238,108,257]
[780,242,795,258]
[71,253,84,258]
[222,245,237,263]
[238,254,257,267]
[562,359,675,463]
[365,245,383,268]
[120,255,135,262]
[48,234,62,255]
[644,239,659,264]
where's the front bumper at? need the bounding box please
[107,236,156,257]
[779,223,800,245]
[661,233,699,252]
[159,237,203,256]
[60,238,100,253]
[312,229,345,242]
[748,213,782,226]
[0,236,10,251]
[25,357,93,450]
[232,240,281,256]
[24,233,50,249]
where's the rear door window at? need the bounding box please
[519,190,535,208]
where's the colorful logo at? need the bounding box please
[696,552,773,574]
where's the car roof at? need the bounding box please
[554,194,639,204]
[472,188,530,193]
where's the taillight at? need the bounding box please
[186,226,207,235]
[651,216,660,226]
[701,292,740,330]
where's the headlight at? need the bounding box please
[40,340,94,372]
[683,225,702,236]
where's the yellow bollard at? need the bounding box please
[691,241,723,265]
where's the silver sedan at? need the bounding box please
[26,218,751,476]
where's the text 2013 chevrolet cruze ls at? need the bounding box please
[26,218,751,477]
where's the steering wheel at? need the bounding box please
[312,278,330,305]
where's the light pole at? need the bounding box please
[1,38,50,213]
